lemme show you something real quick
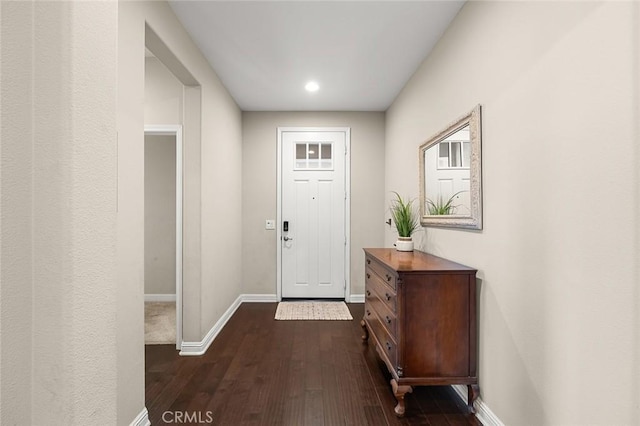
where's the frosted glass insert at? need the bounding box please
[438,142,449,168]
[294,142,334,170]
[308,143,320,168]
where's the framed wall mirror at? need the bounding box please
[419,105,482,229]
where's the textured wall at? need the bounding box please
[1,3,34,423]
[1,1,118,424]
[241,112,386,297]
[386,1,639,424]
[117,4,146,422]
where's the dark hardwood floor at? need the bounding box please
[145,303,478,426]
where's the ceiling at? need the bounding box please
[168,1,465,112]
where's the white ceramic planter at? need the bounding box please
[395,237,414,252]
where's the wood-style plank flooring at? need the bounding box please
[145,303,478,425]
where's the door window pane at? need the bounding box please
[451,142,461,167]
[463,142,471,168]
[295,143,308,168]
[294,142,333,170]
[321,144,332,159]
[296,143,306,159]
[308,144,319,159]
[321,143,332,168]
[437,141,469,169]
[438,142,449,168]
[308,143,319,168]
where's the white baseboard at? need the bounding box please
[179,294,277,356]
[129,407,150,426]
[240,293,278,302]
[144,294,176,302]
[348,294,364,303]
[452,384,503,426]
[180,295,243,356]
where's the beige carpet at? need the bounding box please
[275,301,353,320]
[145,302,176,345]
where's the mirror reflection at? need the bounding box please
[419,105,482,229]
[424,124,471,216]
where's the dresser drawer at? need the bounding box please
[366,313,398,370]
[366,268,397,313]
[364,299,376,322]
[365,287,397,338]
[377,307,397,339]
[366,256,397,290]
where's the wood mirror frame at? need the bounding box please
[419,105,482,229]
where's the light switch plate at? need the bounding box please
[265,219,276,230]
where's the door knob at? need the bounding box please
[283,236,294,241]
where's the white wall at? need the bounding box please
[143,56,182,298]
[144,135,177,295]
[145,56,183,124]
[386,1,639,424]
[119,2,242,424]
[242,112,386,297]
[144,40,205,345]
[1,2,118,424]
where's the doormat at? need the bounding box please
[275,301,353,320]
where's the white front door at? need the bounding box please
[279,128,348,299]
[424,127,472,216]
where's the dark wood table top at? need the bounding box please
[364,248,476,273]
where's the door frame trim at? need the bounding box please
[276,127,351,302]
[144,125,183,350]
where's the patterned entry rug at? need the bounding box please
[275,301,353,321]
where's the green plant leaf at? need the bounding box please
[426,191,465,215]
[389,191,420,237]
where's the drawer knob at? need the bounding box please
[366,290,371,297]
[386,342,392,351]
[386,274,392,282]
[385,293,391,301]
[366,310,371,316]
[385,316,392,325]
[366,273,370,279]
[367,259,371,265]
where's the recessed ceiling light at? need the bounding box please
[305,81,319,92]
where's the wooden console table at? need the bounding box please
[361,248,479,416]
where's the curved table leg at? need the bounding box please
[467,384,480,414]
[391,379,413,417]
[360,318,369,342]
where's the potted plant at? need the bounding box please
[390,192,420,252]
[426,191,464,215]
